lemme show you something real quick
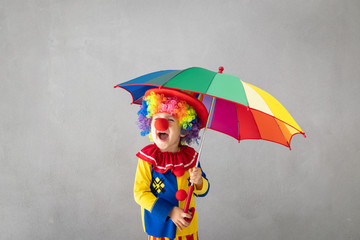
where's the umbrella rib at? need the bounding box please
[273,117,291,150]
[275,117,306,136]
[240,80,251,109]
[203,71,218,95]
[160,67,195,87]
[249,108,263,140]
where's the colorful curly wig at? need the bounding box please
[137,92,202,145]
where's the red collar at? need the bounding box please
[136,144,198,173]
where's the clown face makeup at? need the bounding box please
[137,89,207,146]
[150,112,185,153]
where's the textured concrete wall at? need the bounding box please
[1,0,359,239]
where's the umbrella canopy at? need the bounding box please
[115,67,306,149]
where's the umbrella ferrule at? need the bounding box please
[218,66,224,73]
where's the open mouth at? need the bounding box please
[157,132,169,141]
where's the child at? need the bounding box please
[134,88,210,240]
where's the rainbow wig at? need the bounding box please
[137,92,202,145]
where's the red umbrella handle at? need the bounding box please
[183,185,195,222]
[183,185,193,213]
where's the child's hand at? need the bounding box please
[189,167,203,187]
[169,207,192,231]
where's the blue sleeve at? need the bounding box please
[151,198,175,221]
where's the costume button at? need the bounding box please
[175,189,187,201]
[173,168,185,177]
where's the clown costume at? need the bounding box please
[134,88,210,239]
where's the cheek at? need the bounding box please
[150,120,156,131]
[171,124,182,136]
[150,122,156,135]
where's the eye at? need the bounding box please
[168,118,175,122]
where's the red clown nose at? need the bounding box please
[155,118,169,131]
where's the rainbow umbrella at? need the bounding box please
[115,66,306,216]
[115,66,306,150]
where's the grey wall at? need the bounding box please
[1,0,359,239]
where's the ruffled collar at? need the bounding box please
[136,144,198,173]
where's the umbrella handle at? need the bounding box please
[184,185,193,213]
[185,207,195,223]
[183,185,195,222]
